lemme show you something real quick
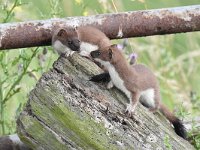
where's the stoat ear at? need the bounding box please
[57,29,67,37]
[108,48,113,60]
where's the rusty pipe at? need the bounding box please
[0,5,200,50]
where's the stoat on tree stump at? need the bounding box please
[17,53,194,150]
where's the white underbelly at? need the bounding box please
[109,66,131,99]
[79,42,98,57]
[139,88,155,108]
[93,58,132,100]
[53,40,71,55]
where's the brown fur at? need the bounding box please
[90,45,187,139]
[94,45,160,111]
[52,26,111,54]
[52,27,81,56]
[77,26,112,72]
[77,26,112,49]
[52,28,78,46]
[52,26,111,72]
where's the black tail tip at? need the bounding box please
[173,119,187,139]
[89,72,110,83]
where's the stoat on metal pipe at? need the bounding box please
[52,26,111,58]
[52,26,112,82]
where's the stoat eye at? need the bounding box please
[97,51,101,56]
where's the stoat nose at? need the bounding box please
[73,40,80,51]
[76,45,80,51]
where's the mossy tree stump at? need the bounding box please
[17,53,194,150]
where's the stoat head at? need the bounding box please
[55,28,80,51]
[90,44,120,65]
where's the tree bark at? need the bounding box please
[0,5,200,50]
[17,53,194,150]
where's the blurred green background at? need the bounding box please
[0,0,200,148]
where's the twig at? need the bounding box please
[2,47,39,104]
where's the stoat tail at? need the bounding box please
[159,103,187,139]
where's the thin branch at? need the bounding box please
[2,47,39,104]
[3,0,18,23]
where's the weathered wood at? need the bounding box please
[1,5,200,50]
[17,53,194,150]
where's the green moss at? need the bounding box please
[164,135,173,150]
[54,105,109,149]
[29,85,118,150]
[17,126,36,149]
[19,115,67,149]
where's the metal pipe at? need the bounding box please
[0,5,200,50]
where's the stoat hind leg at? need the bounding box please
[79,50,90,58]
[125,92,140,117]
[149,90,161,113]
[139,88,159,113]
[64,51,75,57]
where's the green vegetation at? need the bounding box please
[164,135,173,150]
[0,0,200,148]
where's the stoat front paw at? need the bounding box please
[79,50,89,58]
[149,107,158,113]
[125,104,136,117]
[65,51,75,57]
[107,81,114,89]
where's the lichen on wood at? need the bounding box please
[17,53,194,150]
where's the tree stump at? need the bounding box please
[17,53,194,150]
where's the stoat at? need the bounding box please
[76,26,112,58]
[90,52,138,82]
[90,44,187,139]
[52,26,112,58]
[52,28,80,57]
[52,26,112,82]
